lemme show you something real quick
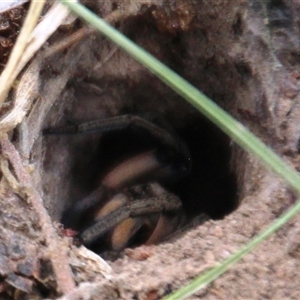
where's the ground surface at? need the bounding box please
[108,169,300,299]
[1,0,300,299]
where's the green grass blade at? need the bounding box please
[59,1,300,298]
[163,199,300,299]
[60,0,300,194]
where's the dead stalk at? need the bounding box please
[0,0,46,106]
[0,135,75,294]
[43,9,126,58]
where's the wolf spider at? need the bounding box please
[45,114,202,251]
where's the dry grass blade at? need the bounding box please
[43,9,129,59]
[0,2,70,108]
[0,59,40,134]
[0,2,71,135]
[0,0,46,106]
[17,2,70,75]
[0,0,29,14]
[0,1,78,293]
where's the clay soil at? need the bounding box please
[109,171,300,299]
[1,0,300,299]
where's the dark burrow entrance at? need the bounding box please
[43,98,238,254]
[172,118,237,220]
[3,0,299,298]
[41,1,244,256]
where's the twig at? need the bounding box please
[42,26,95,59]
[42,9,126,59]
[0,2,70,109]
[0,134,75,294]
[0,59,40,134]
[0,157,21,196]
[0,0,46,106]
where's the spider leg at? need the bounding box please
[62,150,166,228]
[45,114,192,249]
[94,193,148,251]
[80,192,182,246]
[43,114,191,172]
[145,212,183,245]
[62,130,190,228]
[61,185,108,229]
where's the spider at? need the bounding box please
[44,114,204,251]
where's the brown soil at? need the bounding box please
[1,0,300,299]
